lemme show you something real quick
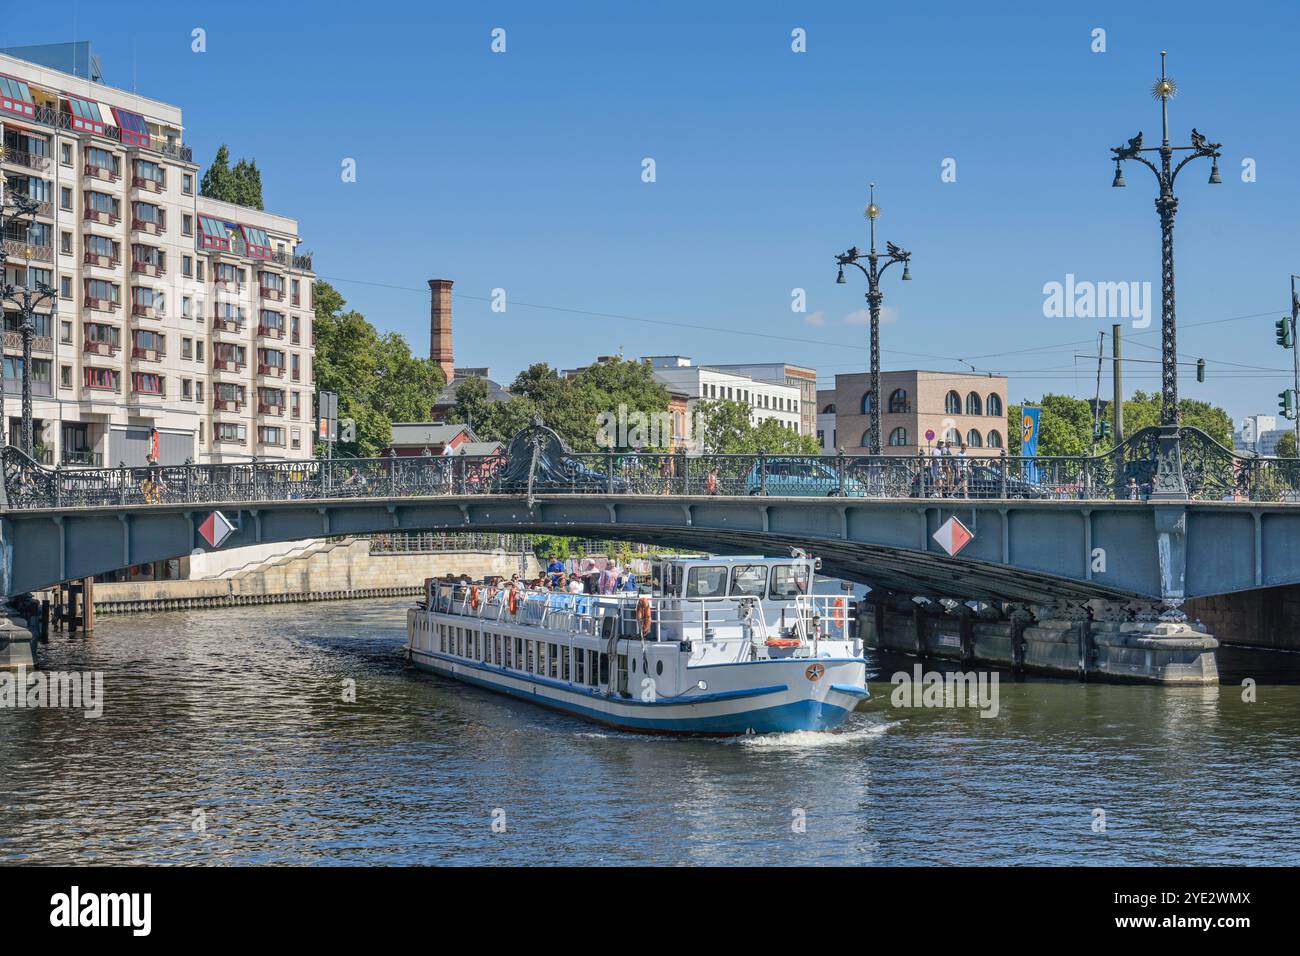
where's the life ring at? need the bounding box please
[832,597,846,627]
[507,588,519,616]
[470,586,480,611]
[636,597,652,636]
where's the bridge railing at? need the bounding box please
[5,427,1300,510]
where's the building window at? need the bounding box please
[821,403,836,414]
[196,341,204,362]
[966,429,983,448]
[182,214,193,236]
[987,394,1003,417]
[965,392,982,416]
[291,391,300,418]
[60,187,71,211]
[59,320,72,343]
[888,427,908,446]
[217,423,246,444]
[196,380,204,403]
[60,276,71,298]
[84,367,119,390]
[182,173,193,195]
[945,390,961,415]
[182,255,192,277]
[60,231,72,254]
[60,365,72,388]
[60,142,72,165]
[131,372,164,395]
[291,427,301,450]
[199,421,205,444]
[987,429,1003,449]
[182,378,192,400]
[888,389,909,414]
[860,392,874,414]
[944,427,961,444]
[182,337,192,359]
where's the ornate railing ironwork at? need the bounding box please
[2,426,1298,513]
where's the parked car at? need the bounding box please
[910,462,1044,499]
[745,457,867,496]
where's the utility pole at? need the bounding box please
[1291,276,1300,454]
[1112,323,1124,444]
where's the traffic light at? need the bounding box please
[1094,420,1112,442]
[1277,318,1294,348]
[1196,358,1205,383]
[1280,389,1297,420]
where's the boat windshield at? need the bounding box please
[729,564,768,597]
[769,564,810,599]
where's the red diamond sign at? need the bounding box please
[932,516,973,556]
[198,511,235,549]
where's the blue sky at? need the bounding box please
[23,0,1300,419]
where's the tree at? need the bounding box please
[1006,394,1093,457]
[1122,391,1233,447]
[311,280,444,457]
[694,399,821,454]
[201,145,264,209]
[1274,431,1297,458]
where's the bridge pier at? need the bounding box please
[0,606,36,669]
[859,598,1219,684]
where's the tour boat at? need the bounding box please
[406,555,868,735]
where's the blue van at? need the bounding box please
[744,457,866,496]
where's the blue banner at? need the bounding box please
[1021,406,1041,483]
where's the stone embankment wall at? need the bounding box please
[74,540,539,614]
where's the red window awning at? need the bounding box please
[111,107,150,147]
[0,74,33,118]
[64,96,105,134]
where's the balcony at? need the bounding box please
[7,193,53,219]
[258,363,286,378]
[83,339,120,357]
[63,450,103,467]
[257,323,284,339]
[131,346,162,362]
[271,249,313,272]
[0,147,50,172]
[82,296,120,314]
[29,104,193,163]
[259,284,284,302]
[214,278,243,294]
[84,162,121,183]
[83,249,120,269]
[132,217,165,236]
[131,174,163,193]
[1,238,53,262]
[3,330,53,353]
[131,302,160,319]
[212,357,246,372]
[212,316,244,333]
[258,402,285,416]
[83,206,121,226]
[214,397,245,412]
[132,259,166,278]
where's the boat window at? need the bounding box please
[769,565,811,599]
[729,564,768,597]
[685,565,729,598]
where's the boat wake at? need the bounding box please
[723,716,897,750]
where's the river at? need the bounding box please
[2,598,1297,865]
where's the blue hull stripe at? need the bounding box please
[412,655,853,735]
[830,683,870,697]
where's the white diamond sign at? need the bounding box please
[932,516,973,556]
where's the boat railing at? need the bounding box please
[792,594,855,644]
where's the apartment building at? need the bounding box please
[831,369,1008,457]
[646,356,802,451]
[708,362,817,437]
[0,46,315,466]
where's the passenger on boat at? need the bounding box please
[567,575,584,594]
[547,555,565,587]
[598,565,615,594]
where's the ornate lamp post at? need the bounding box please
[833,184,912,455]
[1110,51,1222,497]
[0,162,56,457]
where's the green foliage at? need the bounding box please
[200,144,264,210]
[311,280,444,457]
[1009,390,1233,456]
[1121,391,1233,447]
[694,399,821,454]
[1275,430,1298,458]
[1007,394,1092,457]
[529,535,571,561]
[445,358,672,452]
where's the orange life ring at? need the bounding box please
[470,586,480,611]
[636,596,652,636]
[766,637,801,648]
[508,588,519,615]
[832,597,846,626]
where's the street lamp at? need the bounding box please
[833,183,912,455]
[1109,51,1222,498]
[0,165,56,458]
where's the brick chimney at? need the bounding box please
[428,279,455,384]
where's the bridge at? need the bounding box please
[3,424,1299,682]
